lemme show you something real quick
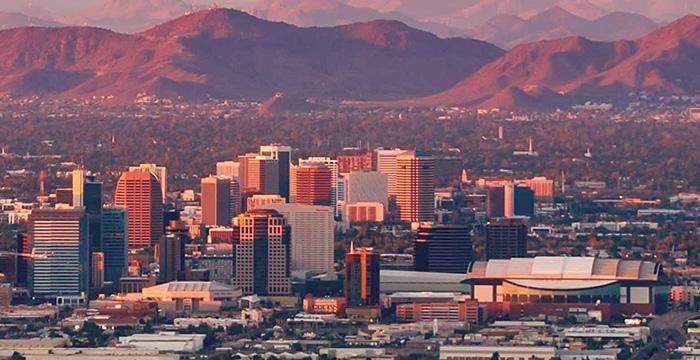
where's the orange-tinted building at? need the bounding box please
[344,246,380,307]
[303,296,347,315]
[115,171,163,249]
[396,299,482,323]
[295,163,333,206]
[396,152,435,223]
[201,176,231,226]
[337,152,373,173]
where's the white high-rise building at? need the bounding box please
[375,149,407,197]
[261,203,334,274]
[129,163,168,203]
[30,208,89,302]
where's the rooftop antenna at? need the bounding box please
[561,170,566,194]
[528,137,533,154]
[498,126,503,140]
[38,170,46,197]
[350,240,355,254]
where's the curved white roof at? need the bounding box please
[506,279,618,290]
[468,257,659,281]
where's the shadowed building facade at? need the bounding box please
[415,224,472,274]
[232,209,291,295]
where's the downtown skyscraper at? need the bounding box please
[29,208,89,303]
[232,209,291,296]
[115,170,163,248]
[395,152,435,223]
[201,175,232,226]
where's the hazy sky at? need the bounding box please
[5,0,255,14]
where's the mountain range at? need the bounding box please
[384,15,700,110]
[466,6,658,48]
[0,8,501,103]
[245,0,461,38]
[0,4,699,110]
[3,0,699,36]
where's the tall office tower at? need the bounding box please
[375,149,407,197]
[128,163,168,203]
[29,208,89,302]
[294,163,333,207]
[337,150,373,173]
[216,161,242,217]
[91,252,105,289]
[259,144,292,201]
[71,168,85,208]
[486,185,506,218]
[216,161,240,179]
[245,156,279,195]
[395,152,435,223]
[72,170,104,285]
[345,171,389,210]
[237,153,255,190]
[15,233,29,286]
[414,224,472,274]
[102,207,128,284]
[299,157,339,213]
[514,185,535,218]
[261,203,334,273]
[486,217,528,260]
[519,176,555,201]
[232,209,291,296]
[115,170,163,249]
[85,176,104,284]
[344,245,380,307]
[229,178,241,218]
[487,183,533,218]
[503,183,515,217]
[158,234,185,283]
[201,176,232,226]
[289,164,298,203]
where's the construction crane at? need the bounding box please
[0,249,49,260]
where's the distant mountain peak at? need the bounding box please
[386,13,700,110]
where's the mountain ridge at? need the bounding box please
[378,14,700,110]
[0,8,503,104]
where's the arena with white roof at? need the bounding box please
[465,257,668,319]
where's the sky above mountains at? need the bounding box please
[1,0,698,48]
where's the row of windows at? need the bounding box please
[503,294,620,304]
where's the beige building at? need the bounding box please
[261,203,334,274]
[343,171,388,221]
[375,148,407,197]
[247,194,285,211]
[126,281,241,316]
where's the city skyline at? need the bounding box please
[0,0,698,358]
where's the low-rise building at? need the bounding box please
[302,297,347,315]
[118,332,206,353]
[396,299,483,323]
[126,281,241,316]
[440,345,557,360]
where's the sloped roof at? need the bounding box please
[144,281,238,293]
[468,257,659,281]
